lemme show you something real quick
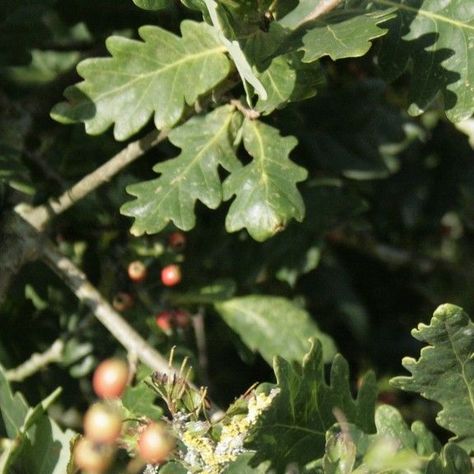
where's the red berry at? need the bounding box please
[83,403,122,444]
[112,292,134,312]
[128,260,147,282]
[155,312,172,333]
[74,437,114,473]
[161,264,181,287]
[168,231,186,250]
[93,358,129,399]
[138,422,175,464]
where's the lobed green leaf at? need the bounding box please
[223,119,307,241]
[51,21,230,140]
[121,105,242,234]
[392,303,474,453]
[246,340,377,472]
[301,9,394,63]
[377,0,474,122]
[255,52,325,114]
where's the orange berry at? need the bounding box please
[93,358,129,399]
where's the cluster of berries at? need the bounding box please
[74,359,175,472]
[113,232,186,319]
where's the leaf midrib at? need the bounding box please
[247,121,271,207]
[152,111,235,209]
[90,45,226,104]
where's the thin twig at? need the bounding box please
[25,128,169,231]
[39,235,223,416]
[23,75,242,232]
[41,238,176,374]
[0,76,241,306]
[6,339,65,382]
[0,127,167,302]
[230,99,260,120]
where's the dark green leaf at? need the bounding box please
[247,340,377,471]
[0,0,55,67]
[223,119,307,241]
[0,99,32,192]
[51,21,230,140]
[277,0,316,28]
[169,279,237,305]
[297,80,421,180]
[214,295,337,365]
[180,0,208,15]
[323,424,359,473]
[377,0,474,122]
[255,55,294,113]
[311,254,370,343]
[255,53,325,114]
[121,105,242,235]
[159,461,189,473]
[373,404,437,456]
[300,9,393,62]
[21,415,76,474]
[392,304,474,453]
[0,145,31,193]
[324,405,440,473]
[256,180,367,288]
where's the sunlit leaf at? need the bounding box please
[121,105,242,234]
[392,304,474,452]
[246,341,377,471]
[51,21,230,140]
[223,119,307,241]
[255,53,325,114]
[215,295,337,364]
[301,9,393,62]
[377,0,474,122]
